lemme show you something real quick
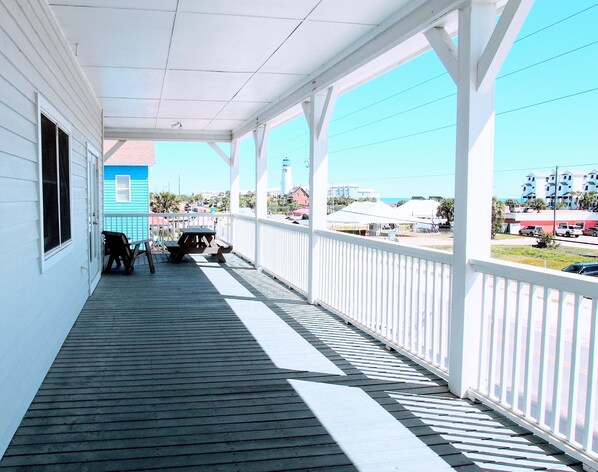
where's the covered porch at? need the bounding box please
[0,255,582,471]
[1,0,598,469]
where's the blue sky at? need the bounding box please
[150,1,598,199]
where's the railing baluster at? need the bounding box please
[478,273,490,395]
[488,275,499,399]
[566,294,583,443]
[538,287,551,426]
[499,278,511,405]
[511,281,523,412]
[551,292,566,434]
[583,298,598,452]
[523,284,538,418]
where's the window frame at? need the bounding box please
[115,174,131,203]
[37,94,73,273]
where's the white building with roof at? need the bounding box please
[521,171,548,203]
[328,184,378,200]
[545,169,587,209]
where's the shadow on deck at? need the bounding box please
[0,254,584,471]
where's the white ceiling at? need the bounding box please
[48,0,465,141]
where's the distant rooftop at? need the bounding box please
[104,140,156,166]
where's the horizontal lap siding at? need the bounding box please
[0,0,102,458]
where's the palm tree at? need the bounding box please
[531,198,547,212]
[579,191,598,210]
[491,197,505,239]
[150,191,181,213]
[436,198,455,223]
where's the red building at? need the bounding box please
[290,186,310,206]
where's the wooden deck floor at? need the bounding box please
[0,254,584,471]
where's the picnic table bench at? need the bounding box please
[166,226,232,263]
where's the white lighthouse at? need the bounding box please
[281,157,292,195]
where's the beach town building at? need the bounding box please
[103,140,155,241]
[584,169,598,193]
[328,183,378,200]
[289,186,310,206]
[521,171,548,204]
[544,169,587,209]
[2,2,597,471]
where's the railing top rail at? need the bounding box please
[231,213,256,222]
[315,228,454,265]
[258,217,310,233]
[105,212,230,218]
[472,257,598,297]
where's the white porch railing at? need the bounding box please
[471,259,598,464]
[231,214,256,263]
[258,219,309,293]
[103,212,231,250]
[230,218,598,467]
[316,229,452,376]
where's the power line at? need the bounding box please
[271,5,597,153]
[329,93,455,140]
[514,3,598,43]
[328,162,598,184]
[269,6,598,170]
[269,72,449,152]
[498,39,598,80]
[496,86,598,116]
[330,84,598,155]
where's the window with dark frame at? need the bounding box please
[41,113,71,254]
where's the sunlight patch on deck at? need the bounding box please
[199,266,255,298]
[289,379,453,472]
[388,392,580,471]
[226,299,345,376]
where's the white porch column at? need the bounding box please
[449,1,496,398]
[229,140,239,243]
[303,87,337,304]
[229,140,240,214]
[444,0,534,398]
[253,125,269,269]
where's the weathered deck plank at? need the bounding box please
[0,254,584,471]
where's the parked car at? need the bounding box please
[562,262,598,275]
[555,225,582,237]
[583,226,598,237]
[518,225,543,236]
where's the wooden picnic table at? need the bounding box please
[165,226,232,263]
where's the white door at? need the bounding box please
[87,144,102,293]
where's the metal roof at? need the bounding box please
[48,0,476,142]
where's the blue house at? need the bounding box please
[103,140,155,241]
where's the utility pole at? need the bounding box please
[553,165,558,235]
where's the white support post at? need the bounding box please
[229,140,239,243]
[303,87,337,305]
[449,1,496,398]
[253,125,269,269]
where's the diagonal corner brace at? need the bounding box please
[477,0,535,91]
[425,27,458,85]
[208,141,230,166]
[103,139,126,163]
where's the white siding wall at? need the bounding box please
[0,0,102,457]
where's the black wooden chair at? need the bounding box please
[102,231,155,275]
